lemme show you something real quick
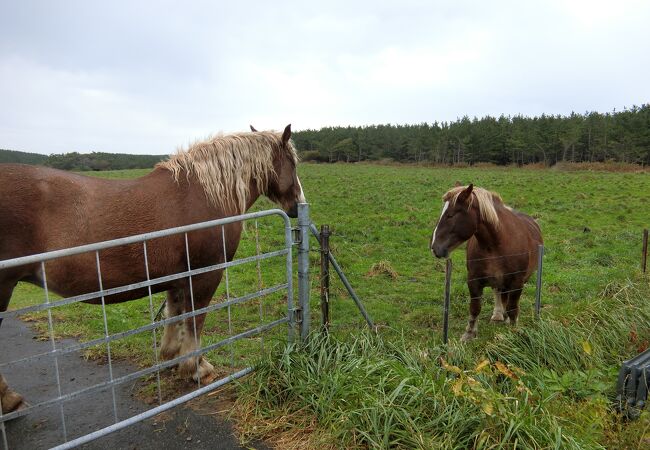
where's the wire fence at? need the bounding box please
[0,209,294,449]
[304,225,649,343]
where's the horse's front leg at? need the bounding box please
[490,290,507,323]
[160,289,185,361]
[177,308,215,384]
[505,288,523,326]
[176,276,220,384]
[461,281,483,341]
[0,281,26,414]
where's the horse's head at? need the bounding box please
[262,124,306,218]
[430,184,478,258]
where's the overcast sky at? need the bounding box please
[1,0,649,155]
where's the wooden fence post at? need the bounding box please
[535,244,544,318]
[320,225,331,331]
[442,259,452,344]
[642,229,648,273]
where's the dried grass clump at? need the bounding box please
[366,260,398,279]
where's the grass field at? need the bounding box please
[6,163,650,448]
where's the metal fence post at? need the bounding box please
[297,203,310,340]
[642,229,648,273]
[320,225,331,332]
[308,223,375,330]
[442,258,452,344]
[535,244,544,318]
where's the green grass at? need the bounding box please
[7,163,650,447]
[233,280,650,449]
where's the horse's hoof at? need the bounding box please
[490,315,505,323]
[1,390,26,415]
[181,358,216,384]
[460,332,476,342]
[195,359,216,384]
[200,372,218,385]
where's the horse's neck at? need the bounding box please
[473,206,507,250]
[243,180,263,212]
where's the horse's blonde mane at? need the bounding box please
[443,185,503,228]
[157,131,298,214]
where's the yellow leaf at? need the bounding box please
[582,340,592,355]
[474,359,490,372]
[476,430,490,447]
[482,402,494,416]
[441,358,462,374]
[452,379,464,396]
[517,381,532,395]
[494,361,518,380]
[511,366,527,377]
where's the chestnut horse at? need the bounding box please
[0,125,305,414]
[430,184,542,341]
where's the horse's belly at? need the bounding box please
[83,284,170,305]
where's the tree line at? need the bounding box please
[3,104,649,169]
[0,150,165,171]
[292,105,650,165]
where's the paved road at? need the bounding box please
[0,318,267,450]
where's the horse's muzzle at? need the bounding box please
[431,245,448,259]
[287,203,298,218]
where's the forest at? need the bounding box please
[0,150,165,171]
[292,104,650,165]
[2,105,649,169]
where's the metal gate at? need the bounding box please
[0,205,311,449]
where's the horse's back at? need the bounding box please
[512,209,543,245]
[503,209,543,282]
[467,206,543,289]
[0,164,72,258]
[1,164,109,256]
[0,163,238,299]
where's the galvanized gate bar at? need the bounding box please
[0,248,289,320]
[0,284,289,369]
[0,209,292,271]
[285,216,296,342]
[142,240,163,404]
[49,367,254,450]
[221,226,236,368]
[0,207,297,448]
[297,203,311,340]
[41,261,68,441]
[254,220,265,351]
[95,251,119,423]
[309,223,375,329]
[184,232,203,388]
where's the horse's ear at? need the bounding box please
[454,180,462,187]
[457,184,473,203]
[282,124,291,145]
[250,125,258,132]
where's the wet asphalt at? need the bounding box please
[0,318,268,450]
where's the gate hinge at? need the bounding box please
[291,227,302,245]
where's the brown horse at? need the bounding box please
[430,184,542,342]
[0,124,305,414]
